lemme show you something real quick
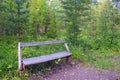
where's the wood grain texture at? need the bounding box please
[18,40,72,71]
[18,42,22,70]
[23,51,71,66]
[64,43,70,52]
[20,40,66,47]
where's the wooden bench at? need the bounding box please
[18,40,72,71]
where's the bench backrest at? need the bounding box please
[20,40,66,47]
[18,40,70,70]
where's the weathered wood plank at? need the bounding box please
[18,40,72,71]
[64,43,70,52]
[20,40,66,47]
[18,42,22,70]
[23,51,71,66]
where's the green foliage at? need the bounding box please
[4,0,29,36]
[46,9,57,38]
[70,46,85,61]
[0,0,7,35]
[0,35,67,79]
[85,48,120,70]
[0,0,120,79]
[29,0,57,38]
[29,0,48,35]
[90,1,120,48]
[22,44,66,58]
[61,0,90,46]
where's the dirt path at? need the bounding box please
[31,61,120,80]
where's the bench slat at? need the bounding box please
[21,40,66,47]
[23,51,71,66]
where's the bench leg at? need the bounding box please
[66,56,72,63]
[23,64,26,72]
[19,64,26,77]
[20,64,26,72]
[19,65,29,79]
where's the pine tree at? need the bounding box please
[29,0,48,36]
[46,8,57,38]
[0,0,6,35]
[5,0,29,40]
[29,0,57,38]
[90,0,120,47]
[61,0,90,46]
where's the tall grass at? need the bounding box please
[0,36,120,79]
[0,36,67,79]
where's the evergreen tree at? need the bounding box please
[0,0,6,35]
[29,0,57,38]
[61,0,90,46]
[46,8,57,38]
[29,0,48,36]
[5,0,29,40]
[90,0,120,48]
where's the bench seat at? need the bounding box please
[23,51,71,66]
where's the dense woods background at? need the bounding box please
[0,0,120,79]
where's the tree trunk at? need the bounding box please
[44,26,49,34]
[0,26,4,36]
[36,24,41,36]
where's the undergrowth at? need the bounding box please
[71,46,120,76]
[0,36,120,79]
[0,36,67,80]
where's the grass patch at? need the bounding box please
[22,44,66,58]
[72,46,120,75]
[0,36,67,79]
[0,36,120,79]
[56,43,120,75]
[70,46,85,61]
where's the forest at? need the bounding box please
[0,0,120,79]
